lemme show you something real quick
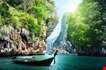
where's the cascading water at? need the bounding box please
[46,15,69,54]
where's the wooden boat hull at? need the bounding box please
[12,50,58,66]
[12,57,54,66]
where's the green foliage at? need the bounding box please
[67,0,105,48]
[0,0,57,42]
[0,15,4,26]
[8,6,40,39]
[67,13,89,47]
[33,0,48,24]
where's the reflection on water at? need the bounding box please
[49,64,65,70]
[0,55,106,70]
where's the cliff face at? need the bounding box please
[0,0,58,56]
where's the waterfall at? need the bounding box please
[46,15,68,54]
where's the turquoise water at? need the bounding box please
[0,55,106,70]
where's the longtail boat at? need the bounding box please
[12,50,58,66]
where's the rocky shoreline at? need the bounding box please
[77,48,106,57]
[0,26,47,57]
[0,26,105,57]
[1,48,106,57]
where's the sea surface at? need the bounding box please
[0,55,106,70]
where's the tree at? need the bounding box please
[67,0,105,50]
[0,0,57,39]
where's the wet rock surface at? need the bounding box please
[0,26,46,57]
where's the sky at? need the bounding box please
[54,0,82,18]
